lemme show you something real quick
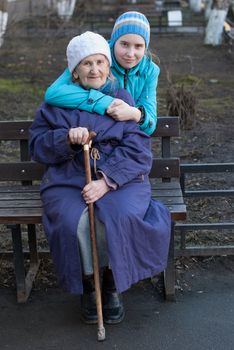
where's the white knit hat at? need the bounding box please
[66,31,112,73]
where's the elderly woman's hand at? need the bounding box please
[82,179,110,204]
[107,98,141,123]
[68,127,89,145]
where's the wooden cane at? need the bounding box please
[83,131,106,342]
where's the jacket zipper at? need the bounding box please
[124,69,128,89]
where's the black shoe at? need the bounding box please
[80,275,98,324]
[102,268,125,324]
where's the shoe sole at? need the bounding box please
[81,312,125,325]
[80,315,98,325]
[81,308,126,325]
[103,310,125,325]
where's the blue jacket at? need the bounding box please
[30,88,170,294]
[30,90,152,191]
[44,53,160,135]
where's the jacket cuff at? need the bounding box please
[96,171,118,190]
[139,115,156,134]
[88,90,114,115]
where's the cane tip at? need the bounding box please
[97,327,106,342]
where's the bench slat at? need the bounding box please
[0,162,45,181]
[152,185,183,196]
[152,194,184,204]
[0,116,179,140]
[0,208,42,224]
[0,121,31,140]
[0,202,186,222]
[0,200,42,208]
[166,206,187,221]
[150,179,182,188]
[0,195,185,208]
[151,189,183,197]
[0,192,40,200]
[152,116,179,137]
[0,185,39,193]
[0,158,179,181]
[150,158,180,178]
[1,182,182,192]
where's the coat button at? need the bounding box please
[88,98,94,104]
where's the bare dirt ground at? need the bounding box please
[0,30,234,290]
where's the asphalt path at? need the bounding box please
[1,260,234,350]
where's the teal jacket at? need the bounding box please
[44,52,160,135]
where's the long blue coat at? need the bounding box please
[30,89,171,294]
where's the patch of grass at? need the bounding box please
[0,78,44,98]
[198,96,233,112]
[0,78,27,93]
[212,79,234,87]
[175,74,202,87]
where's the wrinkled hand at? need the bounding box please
[68,127,89,145]
[82,179,110,204]
[107,99,140,122]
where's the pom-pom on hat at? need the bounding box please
[66,31,112,73]
[110,11,150,48]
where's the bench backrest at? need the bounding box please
[0,117,180,182]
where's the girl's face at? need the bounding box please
[73,54,110,89]
[114,34,146,69]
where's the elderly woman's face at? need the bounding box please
[74,54,110,89]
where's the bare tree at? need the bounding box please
[189,0,202,13]
[204,0,231,45]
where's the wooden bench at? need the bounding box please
[0,116,186,303]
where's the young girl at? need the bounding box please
[44,11,160,135]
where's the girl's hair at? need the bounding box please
[145,48,160,65]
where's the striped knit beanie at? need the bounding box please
[110,11,150,48]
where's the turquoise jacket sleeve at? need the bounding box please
[44,68,114,115]
[136,63,159,136]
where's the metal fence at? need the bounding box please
[175,163,234,257]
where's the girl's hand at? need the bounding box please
[107,99,141,122]
[82,179,110,204]
[68,127,89,145]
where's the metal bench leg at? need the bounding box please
[10,224,27,303]
[10,224,40,303]
[164,221,175,301]
[26,224,40,299]
[28,224,39,265]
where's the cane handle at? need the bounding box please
[84,131,96,148]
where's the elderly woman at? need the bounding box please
[29,32,171,326]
